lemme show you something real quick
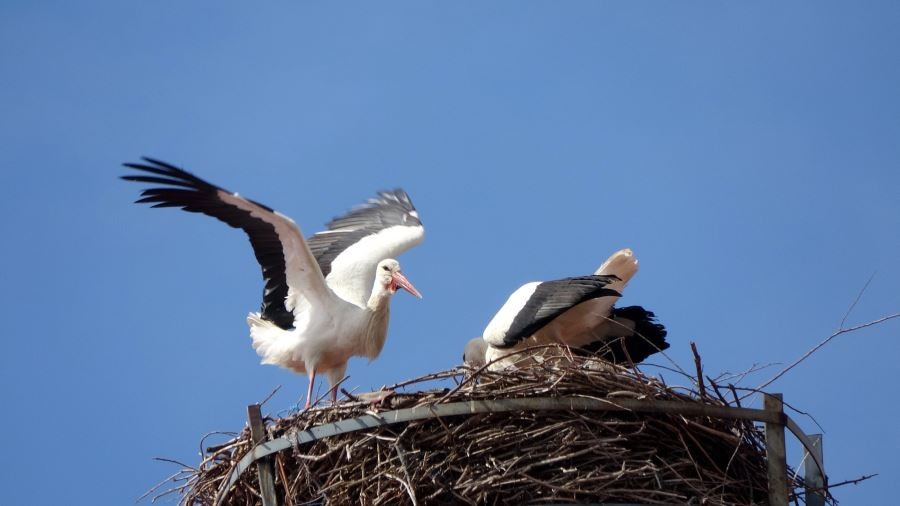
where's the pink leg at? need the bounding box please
[304,368,317,409]
[330,385,338,405]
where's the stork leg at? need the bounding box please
[304,368,317,409]
[326,364,347,407]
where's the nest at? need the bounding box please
[164,349,812,505]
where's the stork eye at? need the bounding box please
[382,265,390,271]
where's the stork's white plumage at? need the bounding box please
[123,158,424,408]
[465,249,668,370]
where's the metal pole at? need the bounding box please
[248,404,279,506]
[804,433,826,506]
[764,393,789,506]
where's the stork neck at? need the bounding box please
[362,282,392,360]
[366,283,393,313]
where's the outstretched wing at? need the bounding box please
[483,275,621,348]
[122,157,330,330]
[307,189,424,307]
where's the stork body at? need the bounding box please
[123,158,423,407]
[467,249,668,370]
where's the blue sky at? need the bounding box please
[1,1,898,504]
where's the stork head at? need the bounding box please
[376,259,422,299]
[463,337,488,368]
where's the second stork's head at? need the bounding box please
[463,337,488,368]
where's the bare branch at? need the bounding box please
[840,271,877,330]
[690,341,706,399]
[750,313,900,397]
[826,473,877,489]
[258,384,282,407]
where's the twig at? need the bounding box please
[136,468,189,503]
[199,430,239,456]
[152,457,197,471]
[393,441,419,506]
[782,401,825,434]
[824,473,877,489]
[727,384,741,408]
[340,388,359,402]
[276,453,295,506]
[748,313,900,398]
[840,271,876,330]
[690,341,706,400]
[258,384,282,407]
[713,362,781,384]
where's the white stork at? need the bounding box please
[465,249,668,370]
[123,158,424,408]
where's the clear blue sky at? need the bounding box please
[1,2,898,504]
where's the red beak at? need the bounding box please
[391,271,423,299]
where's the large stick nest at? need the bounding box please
[164,349,813,505]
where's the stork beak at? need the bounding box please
[392,271,423,299]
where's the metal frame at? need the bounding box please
[217,394,827,506]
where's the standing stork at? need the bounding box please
[122,158,424,408]
[465,249,669,370]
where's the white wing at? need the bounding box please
[307,190,424,307]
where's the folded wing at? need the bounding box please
[484,275,621,349]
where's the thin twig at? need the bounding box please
[748,313,900,398]
[690,341,706,400]
[714,362,781,384]
[137,469,190,503]
[152,457,197,471]
[840,271,876,330]
[258,384,282,407]
[824,473,877,489]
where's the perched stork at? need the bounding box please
[465,249,669,370]
[122,158,424,408]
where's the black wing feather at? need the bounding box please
[307,189,421,277]
[122,157,294,330]
[580,306,669,364]
[498,275,622,348]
